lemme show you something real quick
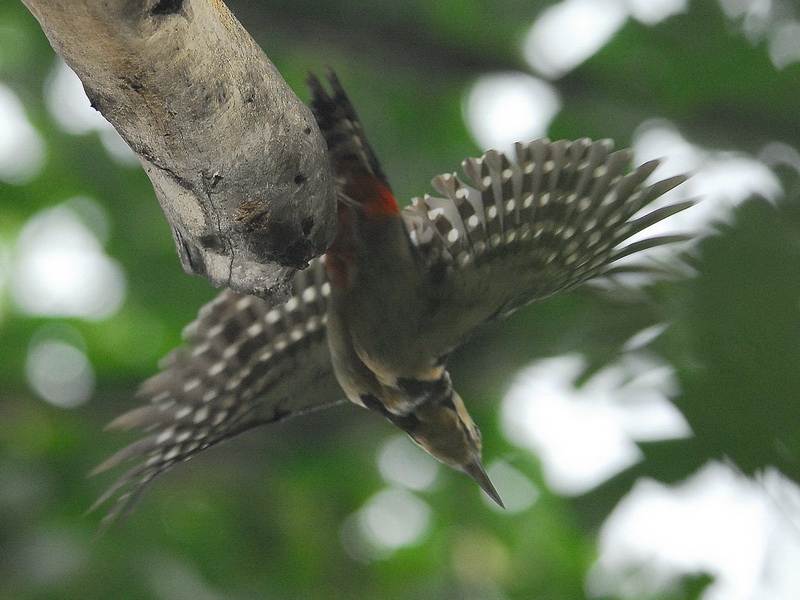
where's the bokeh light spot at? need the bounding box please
[0,84,46,185]
[377,434,440,491]
[588,464,800,600]
[484,461,539,514]
[626,0,687,25]
[11,202,126,320]
[632,121,782,238]
[360,488,431,550]
[46,59,138,165]
[340,488,431,562]
[524,0,628,78]
[465,72,560,153]
[769,21,800,69]
[26,337,94,408]
[502,353,688,495]
[451,529,512,586]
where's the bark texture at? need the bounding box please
[21,0,336,299]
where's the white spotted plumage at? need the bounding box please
[91,72,692,528]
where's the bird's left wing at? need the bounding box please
[402,138,692,357]
[91,257,343,529]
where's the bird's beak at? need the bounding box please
[464,459,504,509]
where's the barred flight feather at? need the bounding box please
[90,258,343,530]
[92,137,691,528]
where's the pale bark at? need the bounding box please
[21,0,336,299]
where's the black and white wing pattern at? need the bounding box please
[91,257,343,528]
[92,137,691,528]
[403,137,691,355]
[307,70,392,190]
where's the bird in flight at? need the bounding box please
[91,71,691,529]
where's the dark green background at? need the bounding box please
[1,1,799,598]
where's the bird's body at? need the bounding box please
[92,71,692,526]
[324,182,425,413]
[309,74,502,501]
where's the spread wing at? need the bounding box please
[402,137,692,356]
[92,71,386,529]
[92,137,691,529]
[90,257,343,529]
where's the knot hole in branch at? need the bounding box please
[151,0,183,16]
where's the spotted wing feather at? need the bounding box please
[404,138,691,355]
[91,257,343,529]
[307,70,390,189]
[94,136,690,527]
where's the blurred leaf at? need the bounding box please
[676,197,800,481]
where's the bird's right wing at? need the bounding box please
[402,138,693,357]
[91,257,343,529]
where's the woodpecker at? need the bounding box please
[91,71,691,527]
[309,73,504,504]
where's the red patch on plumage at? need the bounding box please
[325,173,399,288]
[346,174,399,216]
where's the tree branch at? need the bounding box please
[20,0,336,299]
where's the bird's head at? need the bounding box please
[406,393,504,508]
